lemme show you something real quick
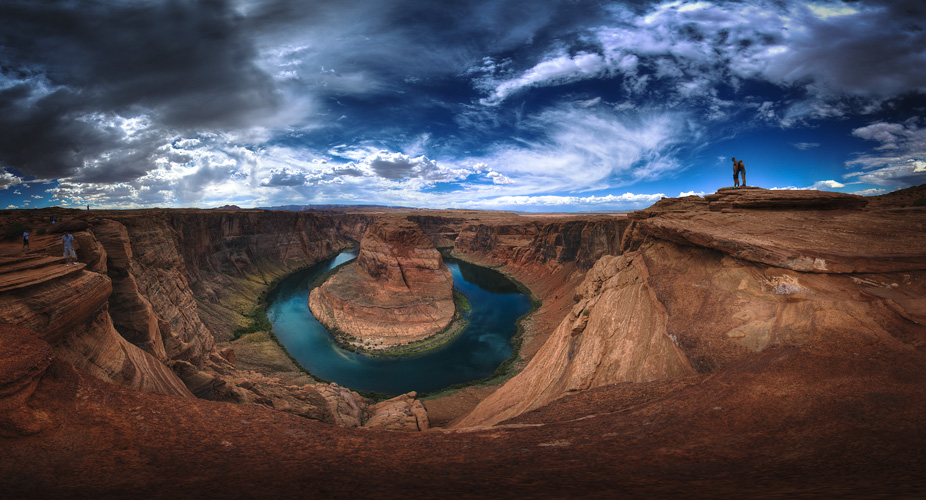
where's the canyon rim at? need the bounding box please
[0,186,924,499]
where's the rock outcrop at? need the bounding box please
[458,188,926,427]
[309,219,455,351]
[0,209,394,427]
[2,193,926,499]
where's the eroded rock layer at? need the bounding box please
[0,209,424,429]
[309,219,455,350]
[458,188,926,427]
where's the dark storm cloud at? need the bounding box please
[767,0,926,98]
[0,0,280,180]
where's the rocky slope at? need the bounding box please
[309,219,455,351]
[458,187,926,427]
[2,316,924,499]
[0,209,426,430]
[2,192,925,498]
[451,215,628,360]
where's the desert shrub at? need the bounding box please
[912,198,926,207]
[3,222,27,241]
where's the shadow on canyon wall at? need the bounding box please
[1,185,925,499]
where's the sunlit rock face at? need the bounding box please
[457,187,926,427]
[309,219,455,351]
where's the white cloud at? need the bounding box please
[486,170,513,185]
[679,190,706,197]
[810,180,845,190]
[478,0,925,126]
[476,105,694,198]
[477,192,664,207]
[852,187,886,197]
[792,142,820,150]
[771,180,845,191]
[0,169,23,190]
[481,51,608,105]
[845,120,926,187]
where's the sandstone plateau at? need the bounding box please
[1,188,925,499]
[309,219,456,351]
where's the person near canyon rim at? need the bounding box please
[62,232,76,267]
[737,158,746,187]
[731,157,740,187]
[732,157,746,188]
[22,230,29,252]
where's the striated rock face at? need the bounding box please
[458,187,926,427]
[0,324,55,437]
[451,215,629,366]
[625,187,926,273]
[0,209,382,426]
[456,250,695,427]
[310,220,455,350]
[454,216,627,275]
[165,209,357,339]
[405,214,467,247]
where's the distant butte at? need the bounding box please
[309,219,456,352]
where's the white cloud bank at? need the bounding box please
[845,120,926,187]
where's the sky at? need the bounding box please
[1,0,925,212]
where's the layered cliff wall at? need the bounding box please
[0,209,430,429]
[3,196,926,498]
[457,188,926,427]
[447,216,629,366]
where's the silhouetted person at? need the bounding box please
[732,157,740,187]
[732,157,746,188]
[22,231,29,252]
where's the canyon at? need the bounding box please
[1,186,925,499]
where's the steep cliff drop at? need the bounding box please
[2,193,925,499]
[457,187,926,429]
[309,219,456,352]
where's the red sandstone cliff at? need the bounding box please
[457,188,926,427]
[0,209,426,429]
[309,219,455,350]
[2,196,926,498]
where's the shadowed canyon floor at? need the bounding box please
[1,188,925,499]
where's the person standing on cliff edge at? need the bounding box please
[732,157,746,188]
[62,232,76,267]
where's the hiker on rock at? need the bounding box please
[62,232,76,267]
[22,231,29,252]
[732,157,746,188]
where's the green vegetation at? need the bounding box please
[912,198,926,207]
[455,290,471,313]
[232,302,272,339]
